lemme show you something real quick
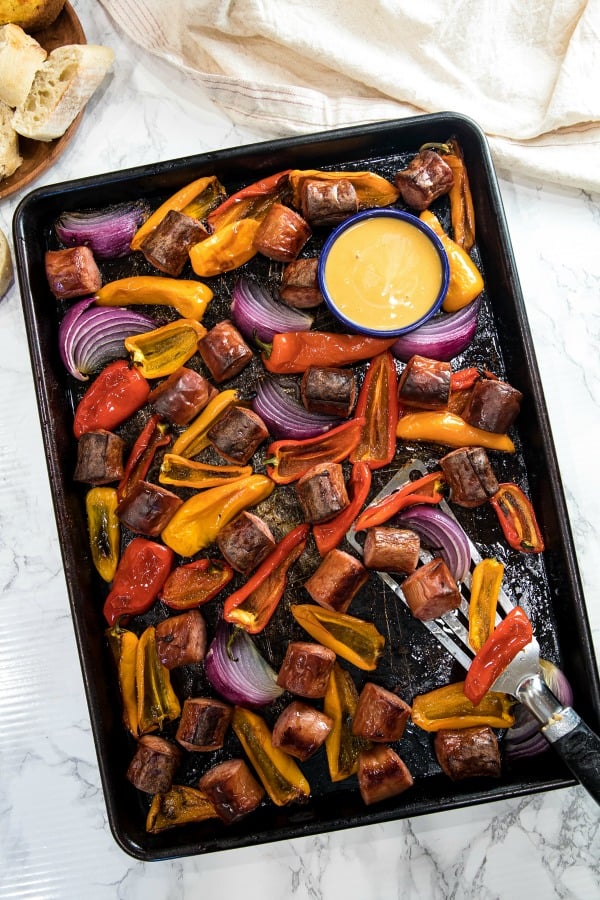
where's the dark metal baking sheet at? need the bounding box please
[12,113,600,861]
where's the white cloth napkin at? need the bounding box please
[99,0,600,192]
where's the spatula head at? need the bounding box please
[491,637,541,696]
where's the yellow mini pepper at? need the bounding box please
[170,389,239,458]
[95,276,213,320]
[420,210,483,312]
[324,663,370,782]
[291,604,385,671]
[146,785,219,833]
[396,410,515,453]
[288,169,399,209]
[106,624,140,736]
[86,486,120,582]
[125,318,206,379]
[468,558,504,651]
[411,681,514,731]
[189,218,261,278]
[136,625,181,734]
[130,175,227,251]
[159,453,252,489]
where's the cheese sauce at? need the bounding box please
[323,215,445,332]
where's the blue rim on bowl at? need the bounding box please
[317,208,450,338]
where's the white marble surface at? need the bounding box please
[1,3,599,898]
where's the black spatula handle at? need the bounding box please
[543,708,600,805]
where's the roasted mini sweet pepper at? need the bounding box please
[125,318,207,379]
[170,389,239,458]
[223,524,310,633]
[396,410,515,452]
[291,604,385,671]
[324,662,370,782]
[159,558,234,610]
[73,359,150,438]
[420,210,483,312]
[231,706,311,806]
[159,453,252,489]
[106,623,139,735]
[160,474,275,557]
[349,351,398,470]
[261,331,397,374]
[117,415,171,502]
[85,486,120,581]
[464,606,533,705]
[130,175,227,251]
[313,461,372,556]
[265,417,365,485]
[445,138,476,251]
[136,625,181,734]
[189,219,261,278]
[288,169,399,210]
[206,170,291,231]
[146,785,219,833]
[95,276,213,320]
[353,469,445,532]
[468,558,504,652]
[103,537,174,625]
[489,482,545,553]
[411,680,515,731]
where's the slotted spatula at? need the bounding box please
[347,459,600,804]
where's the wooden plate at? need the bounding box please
[0,2,86,200]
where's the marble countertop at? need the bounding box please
[1,3,599,898]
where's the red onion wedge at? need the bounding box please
[231,275,313,343]
[55,201,151,259]
[59,298,155,381]
[392,298,481,362]
[205,620,283,707]
[396,505,470,582]
[251,377,341,440]
[504,659,573,759]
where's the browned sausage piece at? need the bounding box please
[116,480,183,537]
[402,558,462,621]
[276,641,336,698]
[126,735,182,794]
[155,609,207,669]
[254,203,312,262]
[139,209,210,276]
[434,726,501,780]
[461,379,523,433]
[271,700,333,761]
[176,697,232,751]
[301,366,356,417]
[197,320,253,383]
[148,367,217,425]
[295,462,350,524]
[439,446,499,507]
[352,683,412,742]
[198,759,265,824]
[357,745,414,805]
[217,511,276,575]
[45,246,102,299]
[394,149,454,211]
[73,430,125,484]
[363,526,420,574]
[300,178,359,227]
[280,258,323,309]
[398,355,452,410]
[207,405,269,465]
[304,548,368,614]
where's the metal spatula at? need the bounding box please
[347,459,600,804]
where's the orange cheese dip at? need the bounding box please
[323,215,444,332]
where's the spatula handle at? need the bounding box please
[543,708,600,805]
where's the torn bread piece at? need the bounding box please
[0,24,47,108]
[0,99,22,180]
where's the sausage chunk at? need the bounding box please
[271,701,333,761]
[155,609,207,669]
[280,258,323,308]
[394,150,454,211]
[304,548,368,613]
[300,178,359,227]
[254,203,312,262]
[148,367,217,425]
[45,246,102,299]
[352,682,412,742]
[301,366,356,417]
[116,481,183,537]
[207,405,269,464]
[176,697,232,751]
[295,462,349,524]
[276,641,336,698]
[363,526,420,574]
[402,558,462,620]
[434,726,501,780]
[73,430,125,484]
[139,209,209,276]
[462,379,523,433]
[199,759,265,824]
[217,511,276,575]
[439,446,499,507]
[197,320,253,383]
[126,735,182,794]
[398,355,452,410]
[357,745,414,805]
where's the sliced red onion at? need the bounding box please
[55,201,151,258]
[59,298,155,380]
[231,275,313,343]
[251,377,341,440]
[505,659,573,759]
[392,298,481,362]
[396,505,470,582]
[204,620,283,707]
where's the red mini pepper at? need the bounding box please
[223,524,310,633]
[261,332,398,375]
[117,414,171,502]
[489,482,545,554]
[265,418,365,485]
[103,537,174,625]
[450,367,497,393]
[73,359,150,438]
[463,605,533,705]
[159,558,234,610]
[206,170,291,231]
[353,470,446,531]
[349,351,398,470]
[313,461,372,556]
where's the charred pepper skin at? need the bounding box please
[103,537,174,626]
[490,482,545,553]
[73,359,150,439]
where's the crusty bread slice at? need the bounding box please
[0,24,47,108]
[12,43,115,142]
[0,99,22,179]
[0,226,14,300]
